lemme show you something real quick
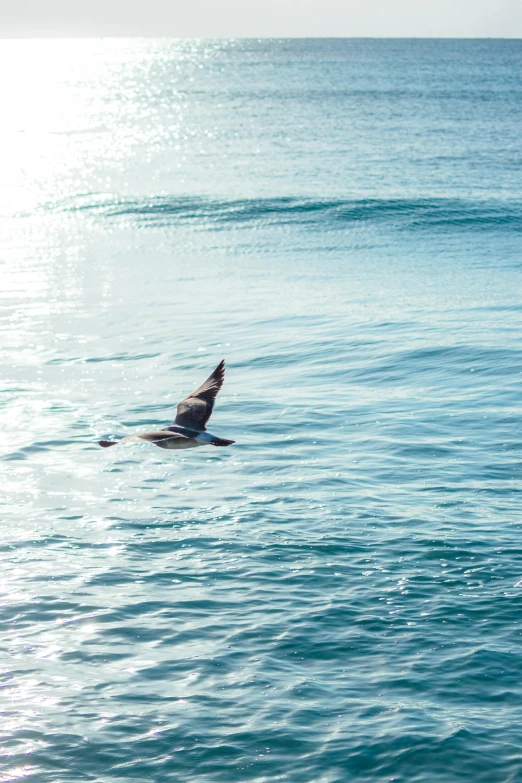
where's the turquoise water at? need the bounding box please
[1,38,522,782]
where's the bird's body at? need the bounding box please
[99,360,234,451]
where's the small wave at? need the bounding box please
[56,195,522,231]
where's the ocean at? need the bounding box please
[1,38,522,782]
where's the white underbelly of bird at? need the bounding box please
[156,436,201,450]
[127,434,201,449]
[125,430,224,449]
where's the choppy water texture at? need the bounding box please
[1,38,522,783]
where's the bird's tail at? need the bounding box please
[99,440,119,448]
[211,437,235,447]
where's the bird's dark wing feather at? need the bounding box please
[173,359,225,431]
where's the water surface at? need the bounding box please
[1,38,522,783]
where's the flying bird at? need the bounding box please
[99,359,234,450]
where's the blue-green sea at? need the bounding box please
[1,38,522,782]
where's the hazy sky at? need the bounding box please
[0,0,521,38]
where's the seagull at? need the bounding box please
[99,359,234,450]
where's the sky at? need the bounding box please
[0,0,521,38]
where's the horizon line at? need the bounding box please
[1,34,521,41]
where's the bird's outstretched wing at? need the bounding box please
[132,431,191,445]
[99,431,192,448]
[172,360,226,431]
